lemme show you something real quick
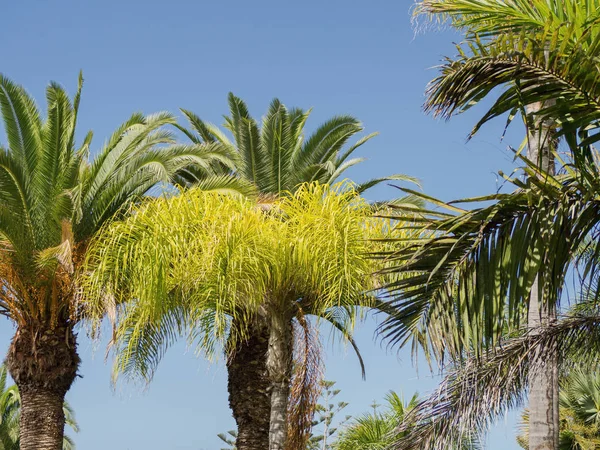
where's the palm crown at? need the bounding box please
[0,74,237,449]
[417,0,600,144]
[176,93,416,196]
[0,73,232,328]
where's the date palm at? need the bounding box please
[173,94,416,449]
[80,182,395,450]
[176,93,409,195]
[0,73,235,450]
[0,365,79,450]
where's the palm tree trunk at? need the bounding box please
[526,101,559,450]
[527,278,558,450]
[266,313,293,450]
[5,324,79,450]
[227,317,271,450]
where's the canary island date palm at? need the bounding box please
[80,182,396,450]
[409,2,600,448]
[176,93,411,195]
[173,94,417,449]
[0,365,79,450]
[0,73,236,450]
[377,147,600,448]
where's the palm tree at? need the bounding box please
[0,365,79,450]
[377,149,600,448]
[174,94,416,449]
[176,94,410,195]
[0,73,236,450]
[332,392,419,450]
[79,182,395,450]
[332,391,479,450]
[408,2,600,447]
[518,369,600,450]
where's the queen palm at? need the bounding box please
[0,74,236,450]
[400,2,600,448]
[80,182,394,450]
[172,94,415,449]
[518,369,600,449]
[377,150,600,448]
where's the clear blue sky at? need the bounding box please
[0,0,526,448]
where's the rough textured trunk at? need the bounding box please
[266,313,293,450]
[6,323,79,450]
[526,101,559,450]
[226,317,271,450]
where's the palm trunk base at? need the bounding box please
[19,387,66,450]
[6,324,80,450]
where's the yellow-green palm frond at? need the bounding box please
[79,181,388,383]
[272,182,376,313]
[79,190,271,381]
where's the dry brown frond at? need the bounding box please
[287,310,324,450]
[394,312,600,449]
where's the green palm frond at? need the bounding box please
[414,0,600,37]
[0,72,243,326]
[179,94,418,197]
[377,153,600,361]
[518,369,600,449]
[416,0,600,141]
[333,392,419,450]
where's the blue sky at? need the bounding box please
[0,0,526,448]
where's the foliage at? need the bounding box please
[378,152,600,361]
[332,391,419,450]
[414,0,600,143]
[217,430,237,450]
[382,3,600,448]
[79,182,397,381]
[0,72,236,330]
[176,93,418,197]
[307,381,351,449]
[373,138,600,448]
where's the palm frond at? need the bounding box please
[378,157,600,360]
[393,311,600,450]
